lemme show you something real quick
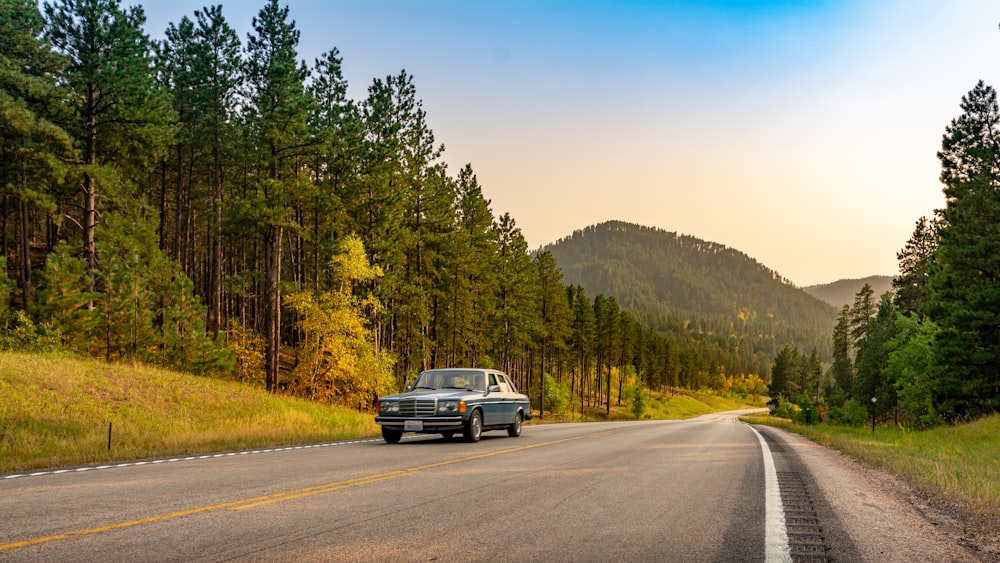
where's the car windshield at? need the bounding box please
[413,370,487,391]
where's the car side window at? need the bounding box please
[498,374,513,393]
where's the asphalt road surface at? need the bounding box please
[0,410,981,562]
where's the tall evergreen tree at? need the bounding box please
[853,294,897,413]
[443,164,497,366]
[925,81,1000,417]
[0,0,75,312]
[243,0,312,392]
[849,283,876,353]
[535,250,571,417]
[307,48,361,290]
[44,0,173,296]
[567,284,594,410]
[830,304,853,399]
[769,345,800,399]
[160,5,242,337]
[490,212,535,383]
[893,215,939,316]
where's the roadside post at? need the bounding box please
[870,396,877,436]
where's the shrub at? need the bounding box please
[793,394,819,425]
[771,395,801,420]
[0,311,63,353]
[543,373,571,415]
[827,399,869,426]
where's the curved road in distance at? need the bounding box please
[0,410,979,562]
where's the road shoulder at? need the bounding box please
[755,425,991,562]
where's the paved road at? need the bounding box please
[0,411,979,562]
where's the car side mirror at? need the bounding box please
[486,385,500,395]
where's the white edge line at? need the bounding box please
[2,438,385,480]
[745,423,791,563]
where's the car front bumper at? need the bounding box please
[375,416,465,432]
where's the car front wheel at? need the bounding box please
[463,410,483,442]
[382,426,403,444]
[507,412,523,437]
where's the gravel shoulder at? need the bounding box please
[756,425,997,562]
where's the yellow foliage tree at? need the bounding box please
[226,320,266,387]
[285,235,395,409]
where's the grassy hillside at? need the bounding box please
[0,352,377,473]
[0,352,758,474]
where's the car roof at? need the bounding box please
[421,368,499,373]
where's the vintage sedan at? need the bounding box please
[375,368,531,443]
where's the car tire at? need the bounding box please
[507,412,523,437]
[382,426,403,444]
[463,410,483,443]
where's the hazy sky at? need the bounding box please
[135,0,1000,286]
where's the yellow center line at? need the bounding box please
[1,429,616,552]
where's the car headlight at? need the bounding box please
[438,400,465,414]
[379,400,399,414]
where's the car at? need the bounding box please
[375,368,532,443]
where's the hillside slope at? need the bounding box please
[803,275,894,309]
[542,221,837,372]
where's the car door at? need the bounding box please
[480,372,506,426]
[495,373,519,424]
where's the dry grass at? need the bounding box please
[0,352,377,473]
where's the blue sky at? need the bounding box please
[136,0,1000,286]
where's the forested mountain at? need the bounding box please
[803,276,893,309]
[543,221,837,376]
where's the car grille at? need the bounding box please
[399,397,437,417]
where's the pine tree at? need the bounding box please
[192,6,242,338]
[243,0,313,392]
[769,345,800,400]
[567,284,594,412]
[535,251,571,417]
[849,283,876,351]
[490,213,535,383]
[830,305,853,400]
[853,294,897,414]
[307,48,362,290]
[442,164,497,366]
[0,0,75,311]
[44,0,173,296]
[893,215,939,315]
[925,81,1000,417]
[33,241,96,353]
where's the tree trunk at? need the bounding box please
[265,224,283,392]
[18,194,31,312]
[208,145,223,338]
[83,83,98,303]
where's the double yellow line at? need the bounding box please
[1,430,614,552]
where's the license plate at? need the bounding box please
[404,420,423,432]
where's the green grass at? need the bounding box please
[0,351,377,473]
[542,388,759,422]
[643,389,759,419]
[745,413,1000,534]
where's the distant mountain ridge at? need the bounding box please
[541,221,838,374]
[802,276,895,309]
